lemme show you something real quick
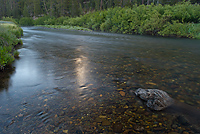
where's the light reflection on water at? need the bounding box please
[0,27,200,133]
[75,55,88,86]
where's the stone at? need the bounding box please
[113,122,123,133]
[168,132,179,134]
[133,125,144,132]
[177,115,190,126]
[135,88,174,111]
[102,120,111,126]
[95,117,104,123]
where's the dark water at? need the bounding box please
[0,27,200,133]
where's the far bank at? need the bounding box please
[17,2,200,39]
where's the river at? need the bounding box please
[0,27,200,133]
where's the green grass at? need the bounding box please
[38,25,92,31]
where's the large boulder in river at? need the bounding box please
[135,88,174,111]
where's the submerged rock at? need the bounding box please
[135,88,174,111]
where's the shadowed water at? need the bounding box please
[0,27,200,133]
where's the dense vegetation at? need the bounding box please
[0,22,23,70]
[62,2,200,39]
[15,2,200,39]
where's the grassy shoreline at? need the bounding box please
[37,25,92,31]
[0,22,23,70]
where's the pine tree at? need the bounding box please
[23,5,29,17]
[33,0,42,17]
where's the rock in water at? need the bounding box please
[135,88,174,111]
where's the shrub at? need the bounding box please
[44,18,56,25]
[19,17,34,26]
[2,17,18,25]
[55,16,69,25]
[34,16,51,25]
[0,24,23,70]
[0,46,15,70]
[35,1,200,39]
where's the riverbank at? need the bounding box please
[37,25,92,31]
[61,2,200,39]
[17,1,200,39]
[0,22,23,70]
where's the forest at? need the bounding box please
[0,0,200,18]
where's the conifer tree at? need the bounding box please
[23,5,29,17]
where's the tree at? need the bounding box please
[33,0,42,17]
[23,5,29,17]
[70,0,80,17]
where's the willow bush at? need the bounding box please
[65,1,200,39]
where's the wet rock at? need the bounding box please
[95,117,103,123]
[123,129,135,134]
[168,132,179,134]
[153,127,165,131]
[135,88,174,110]
[190,125,200,133]
[171,124,178,129]
[133,125,144,132]
[63,130,68,133]
[146,131,155,134]
[182,131,189,134]
[177,115,190,126]
[104,108,112,114]
[60,111,65,116]
[102,120,111,126]
[113,122,123,133]
[75,130,83,134]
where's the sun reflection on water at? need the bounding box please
[75,55,89,87]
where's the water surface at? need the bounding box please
[0,27,200,133]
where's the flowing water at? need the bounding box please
[0,27,200,133]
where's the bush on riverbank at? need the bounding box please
[18,2,200,39]
[19,17,34,26]
[33,16,69,26]
[62,1,200,39]
[0,23,23,70]
[1,17,18,25]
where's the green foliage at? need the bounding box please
[55,16,69,25]
[34,16,51,25]
[63,2,200,39]
[44,18,56,25]
[0,46,15,70]
[14,50,20,58]
[34,16,69,25]
[2,17,18,25]
[0,23,23,70]
[19,17,34,26]
[23,5,29,17]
